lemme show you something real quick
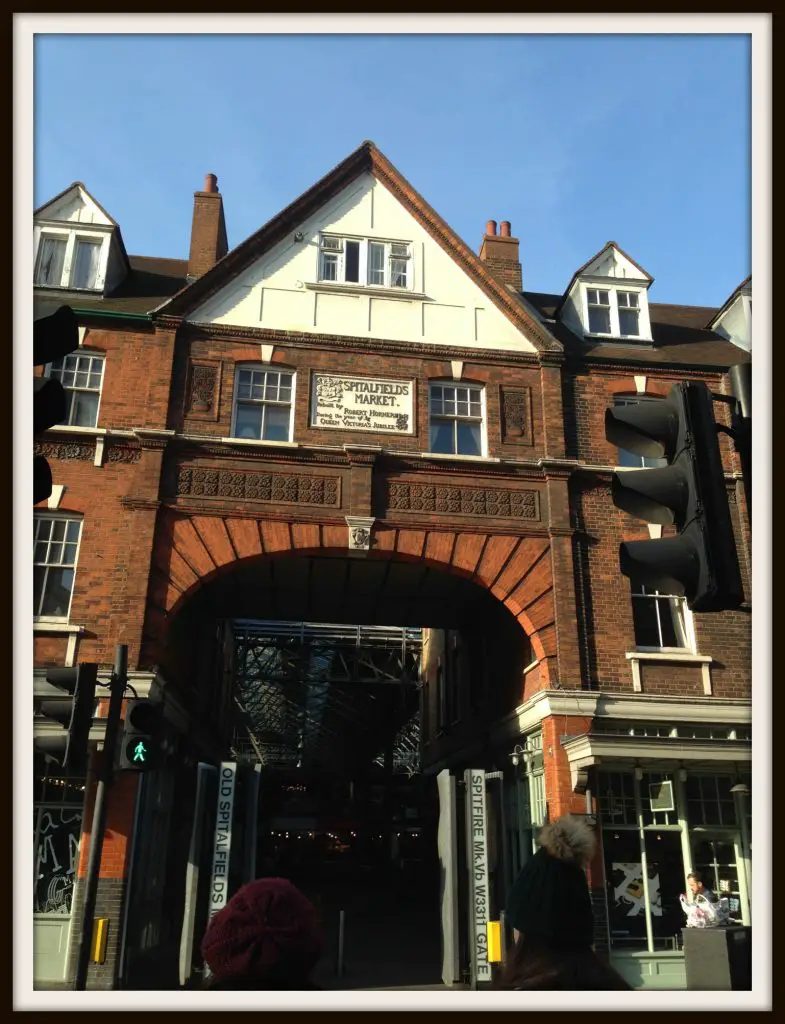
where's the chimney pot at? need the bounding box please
[500,221,511,238]
[486,220,497,237]
[204,173,218,194]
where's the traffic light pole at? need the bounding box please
[73,644,127,991]
[729,363,751,525]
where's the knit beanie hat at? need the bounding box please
[505,815,596,950]
[201,878,324,986]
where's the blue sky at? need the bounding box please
[34,32,751,308]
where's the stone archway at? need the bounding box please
[142,510,557,693]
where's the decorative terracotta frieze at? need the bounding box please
[386,481,540,520]
[175,466,341,507]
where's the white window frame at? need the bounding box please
[317,234,413,291]
[33,513,83,624]
[525,731,546,830]
[44,351,105,429]
[34,228,107,292]
[631,582,696,654]
[230,364,296,443]
[428,381,487,458]
[583,284,648,340]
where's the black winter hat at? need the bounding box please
[505,815,596,950]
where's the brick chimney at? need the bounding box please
[188,173,229,279]
[479,219,522,292]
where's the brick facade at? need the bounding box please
[32,155,751,987]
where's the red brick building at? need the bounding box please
[32,142,751,990]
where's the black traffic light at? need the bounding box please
[36,662,98,773]
[34,305,78,504]
[118,700,164,771]
[605,381,743,612]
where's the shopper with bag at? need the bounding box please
[680,870,730,929]
[686,871,717,903]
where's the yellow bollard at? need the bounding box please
[487,920,502,964]
[90,917,109,964]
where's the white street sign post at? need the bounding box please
[208,762,237,920]
[464,768,491,987]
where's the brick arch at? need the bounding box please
[144,511,556,682]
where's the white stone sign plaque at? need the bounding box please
[311,372,415,435]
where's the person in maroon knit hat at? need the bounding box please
[200,878,324,990]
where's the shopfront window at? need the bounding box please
[690,836,745,925]
[603,829,649,951]
[603,829,686,952]
[599,767,752,951]
[641,770,678,827]
[644,830,686,949]
[685,774,735,826]
[506,731,545,883]
[598,771,636,826]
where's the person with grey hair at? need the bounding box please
[497,815,631,991]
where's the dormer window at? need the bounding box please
[35,236,67,287]
[34,230,106,292]
[617,291,640,336]
[318,235,411,290]
[587,288,611,334]
[584,285,645,339]
[72,239,102,289]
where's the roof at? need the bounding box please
[156,140,561,353]
[555,240,654,315]
[34,180,118,226]
[522,291,751,369]
[707,275,752,329]
[34,255,189,319]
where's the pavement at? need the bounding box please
[302,864,447,991]
[36,862,451,992]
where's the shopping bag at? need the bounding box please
[680,892,730,928]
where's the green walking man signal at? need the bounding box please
[118,699,164,772]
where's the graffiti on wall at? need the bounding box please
[34,807,82,916]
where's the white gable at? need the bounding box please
[579,244,649,284]
[189,173,537,354]
[35,185,113,228]
[561,243,653,342]
[713,292,752,352]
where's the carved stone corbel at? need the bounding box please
[346,515,375,552]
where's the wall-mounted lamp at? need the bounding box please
[730,782,750,796]
[634,766,644,781]
[510,744,527,767]
[678,768,687,783]
[294,230,305,242]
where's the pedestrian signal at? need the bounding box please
[118,699,164,772]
